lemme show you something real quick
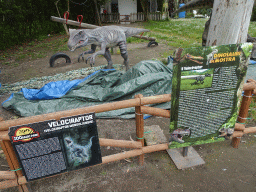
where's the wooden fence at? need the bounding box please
[100,13,120,24]
[101,12,167,23]
[0,80,255,191]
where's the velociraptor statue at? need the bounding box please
[67,26,150,71]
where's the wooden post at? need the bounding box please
[135,94,144,165]
[232,89,253,148]
[0,141,29,192]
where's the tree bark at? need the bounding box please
[140,0,149,21]
[93,0,102,26]
[206,0,254,46]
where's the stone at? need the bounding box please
[144,125,167,146]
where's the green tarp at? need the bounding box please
[3,60,173,118]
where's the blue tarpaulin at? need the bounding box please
[2,60,173,118]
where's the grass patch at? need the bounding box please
[100,171,107,175]
[142,19,206,48]
[16,54,26,61]
[180,76,213,91]
[248,21,256,37]
[247,97,256,124]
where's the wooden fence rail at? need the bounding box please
[100,12,167,23]
[0,80,255,191]
[100,13,120,23]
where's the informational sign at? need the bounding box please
[169,43,253,148]
[9,113,102,181]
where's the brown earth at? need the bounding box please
[0,25,256,192]
[0,42,171,84]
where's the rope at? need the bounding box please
[10,168,22,171]
[135,112,143,116]
[136,137,144,140]
[238,116,251,120]
[236,122,246,124]
[144,131,152,134]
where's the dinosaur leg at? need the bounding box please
[103,48,114,69]
[86,43,107,66]
[118,41,129,71]
[78,44,97,62]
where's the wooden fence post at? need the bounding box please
[135,94,144,165]
[0,140,29,192]
[232,89,253,148]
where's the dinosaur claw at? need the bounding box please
[86,56,90,64]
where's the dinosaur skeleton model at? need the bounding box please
[190,75,206,85]
[169,129,191,144]
[68,26,150,71]
[206,49,218,66]
[174,48,204,64]
[219,128,234,140]
[65,136,95,164]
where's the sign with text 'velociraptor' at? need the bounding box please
[8,113,102,181]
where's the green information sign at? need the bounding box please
[169,43,253,148]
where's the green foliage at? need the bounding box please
[186,12,194,18]
[143,19,206,48]
[251,6,256,21]
[180,76,213,91]
[157,0,165,12]
[197,8,211,16]
[0,0,108,50]
[241,43,253,59]
[0,0,68,50]
[248,98,256,124]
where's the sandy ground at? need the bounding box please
[0,28,256,192]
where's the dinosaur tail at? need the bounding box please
[121,27,150,38]
[87,136,95,148]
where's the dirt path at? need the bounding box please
[1,42,171,84]
[1,117,256,192]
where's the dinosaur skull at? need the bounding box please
[65,137,73,147]
[68,29,88,51]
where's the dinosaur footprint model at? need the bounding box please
[67,26,150,71]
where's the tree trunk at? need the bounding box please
[93,0,102,26]
[140,0,149,21]
[206,0,254,46]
